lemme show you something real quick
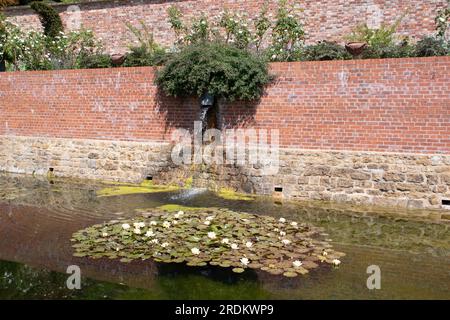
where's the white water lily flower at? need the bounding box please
[133,222,145,228]
[240,257,250,266]
[191,247,200,255]
[290,222,298,227]
[279,218,286,223]
[145,230,154,237]
[207,232,217,239]
[150,221,157,226]
[281,239,291,245]
[121,223,130,230]
[332,259,341,266]
[280,231,286,236]
[204,220,211,226]
[292,260,303,268]
[231,243,239,250]
[161,242,169,248]
[206,216,214,221]
[221,238,230,244]
[172,220,178,225]
[245,241,253,248]
[163,221,171,228]
[150,238,159,244]
[323,251,328,256]
[177,210,184,216]
[102,232,108,237]
[133,228,141,234]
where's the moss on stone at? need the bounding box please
[97,180,180,197]
[157,204,206,212]
[217,188,255,201]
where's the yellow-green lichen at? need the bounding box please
[217,188,255,201]
[157,204,206,212]
[97,180,180,197]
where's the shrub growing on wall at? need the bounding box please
[30,2,63,38]
[155,42,271,101]
[414,36,449,57]
[301,41,351,61]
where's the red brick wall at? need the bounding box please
[5,0,448,54]
[1,57,449,154]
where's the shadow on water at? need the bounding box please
[0,173,449,299]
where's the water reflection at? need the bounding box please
[0,173,449,299]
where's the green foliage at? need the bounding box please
[123,20,168,67]
[30,1,63,38]
[346,14,406,58]
[77,53,111,69]
[414,36,449,57]
[301,41,351,61]
[268,0,305,62]
[435,0,450,39]
[156,42,271,101]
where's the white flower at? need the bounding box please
[191,247,200,255]
[122,223,130,230]
[206,216,214,221]
[150,221,157,226]
[231,243,239,250]
[221,238,230,244]
[172,220,178,225]
[145,230,154,237]
[163,221,171,228]
[292,260,303,268]
[281,239,291,245]
[323,251,328,256]
[332,259,341,266]
[150,238,159,244]
[290,222,298,227]
[133,228,141,234]
[245,241,253,248]
[133,222,145,228]
[279,218,286,223]
[204,220,211,226]
[240,257,249,266]
[207,232,216,239]
[174,211,184,218]
[161,242,169,248]
[280,231,286,236]
[102,232,108,237]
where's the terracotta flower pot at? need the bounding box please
[111,54,126,66]
[345,42,367,56]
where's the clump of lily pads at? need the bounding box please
[71,208,345,277]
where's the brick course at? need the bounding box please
[1,57,449,154]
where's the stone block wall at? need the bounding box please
[4,0,448,54]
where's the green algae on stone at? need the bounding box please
[96,180,180,197]
[71,208,345,278]
[217,188,256,201]
[156,204,206,212]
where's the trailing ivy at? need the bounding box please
[30,2,63,38]
[155,42,271,101]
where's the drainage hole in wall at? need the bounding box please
[442,199,450,206]
[49,168,54,172]
[274,187,283,192]
[146,176,153,181]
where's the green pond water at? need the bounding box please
[0,173,449,300]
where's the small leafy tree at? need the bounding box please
[30,2,63,38]
[156,42,271,101]
[435,0,450,39]
[302,41,352,61]
[268,0,305,61]
[123,21,168,67]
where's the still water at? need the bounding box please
[0,173,449,299]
